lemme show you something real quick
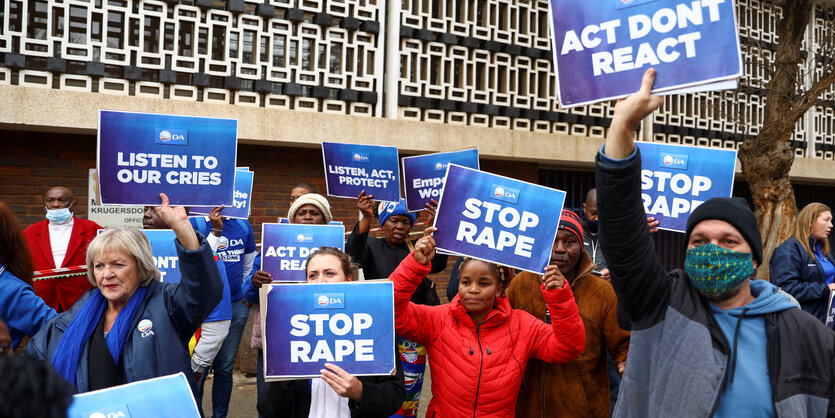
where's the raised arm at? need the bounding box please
[596,69,670,327]
[528,265,585,363]
[390,229,439,345]
[345,191,377,267]
[155,193,223,335]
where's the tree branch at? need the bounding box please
[793,69,835,120]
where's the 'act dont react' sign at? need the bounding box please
[550,0,743,107]
[636,142,737,233]
[262,281,395,381]
[98,110,238,206]
[261,223,346,282]
[433,165,566,274]
[322,142,401,202]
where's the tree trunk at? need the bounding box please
[738,0,811,280]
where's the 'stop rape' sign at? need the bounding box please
[98,110,238,206]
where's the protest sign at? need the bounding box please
[827,290,835,330]
[261,223,346,282]
[140,229,182,283]
[261,281,395,380]
[402,149,480,212]
[98,110,238,206]
[550,0,743,107]
[322,142,400,202]
[191,169,254,219]
[636,142,737,233]
[67,373,200,418]
[433,165,566,274]
[88,169,144,228]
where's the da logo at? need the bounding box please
[352,153,370,162]
[314,293,345,309]
[434,161,449,171]
[155,128,188,146]
[490,184,520,204]
[659,153,688,170]
[217,236,230,251]
[296,234,314,243]
[84,404,130,418]
[137,319,154,338]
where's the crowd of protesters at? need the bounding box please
[1,69,835,418]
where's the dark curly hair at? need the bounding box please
[0,355,74,418]
[458,258,515,289]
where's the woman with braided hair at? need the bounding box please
[389,227,586,417]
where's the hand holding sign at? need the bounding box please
[156,193,199,250]
[252,270,273,288]
[414,227,437,265]
[541,265,566,290]
[613,69,664,133]
[424,199,439,226]
[321,363,364,401]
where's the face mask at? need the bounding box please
[684,243,753,297]
[585,219,598,234]
[46,206,73,224]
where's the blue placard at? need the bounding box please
[191,169,254,219]
[262,281,395,380]
[322,142,400,202]
[140,229,181,283]
[402,149,480,212]
[67,373,200,418]
[636,142,737,233]
[261,223,346,282]
[550,0,743,107]
[432,165,566,274]
[98,110,238,206]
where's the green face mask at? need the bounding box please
[684,243,754,297]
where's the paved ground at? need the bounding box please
[201,365,433,418]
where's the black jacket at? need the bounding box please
[346,222,447,305]
[257,355,405,418]
[770,235,832,322]
[596,149,835,417]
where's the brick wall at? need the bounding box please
[1,129,539,302]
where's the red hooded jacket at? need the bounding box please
[391,255,585,418]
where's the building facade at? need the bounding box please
[2,0,835,270]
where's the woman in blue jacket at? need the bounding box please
[27,193,224,395]
[0,202,56,351]
[770,202,835,322]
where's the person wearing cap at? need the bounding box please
[189,206,257,418]
[345,191,448,418]
[242,191,335,412]
[506,209,629,418]
[597,69,835,417]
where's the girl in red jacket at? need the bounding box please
[392,228,585,417]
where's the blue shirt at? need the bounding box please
[190,218,256,301]
[0,263,57,349]
[814,242,835,285]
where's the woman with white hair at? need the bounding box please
[27,193,224,395]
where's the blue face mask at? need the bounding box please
[684,243,754,297]
[46,206,73,224]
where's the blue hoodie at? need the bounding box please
[708,279,799,418]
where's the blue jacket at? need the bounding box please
[26,235,223,395]
[0,264,56,349]
[770,236,831,322]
